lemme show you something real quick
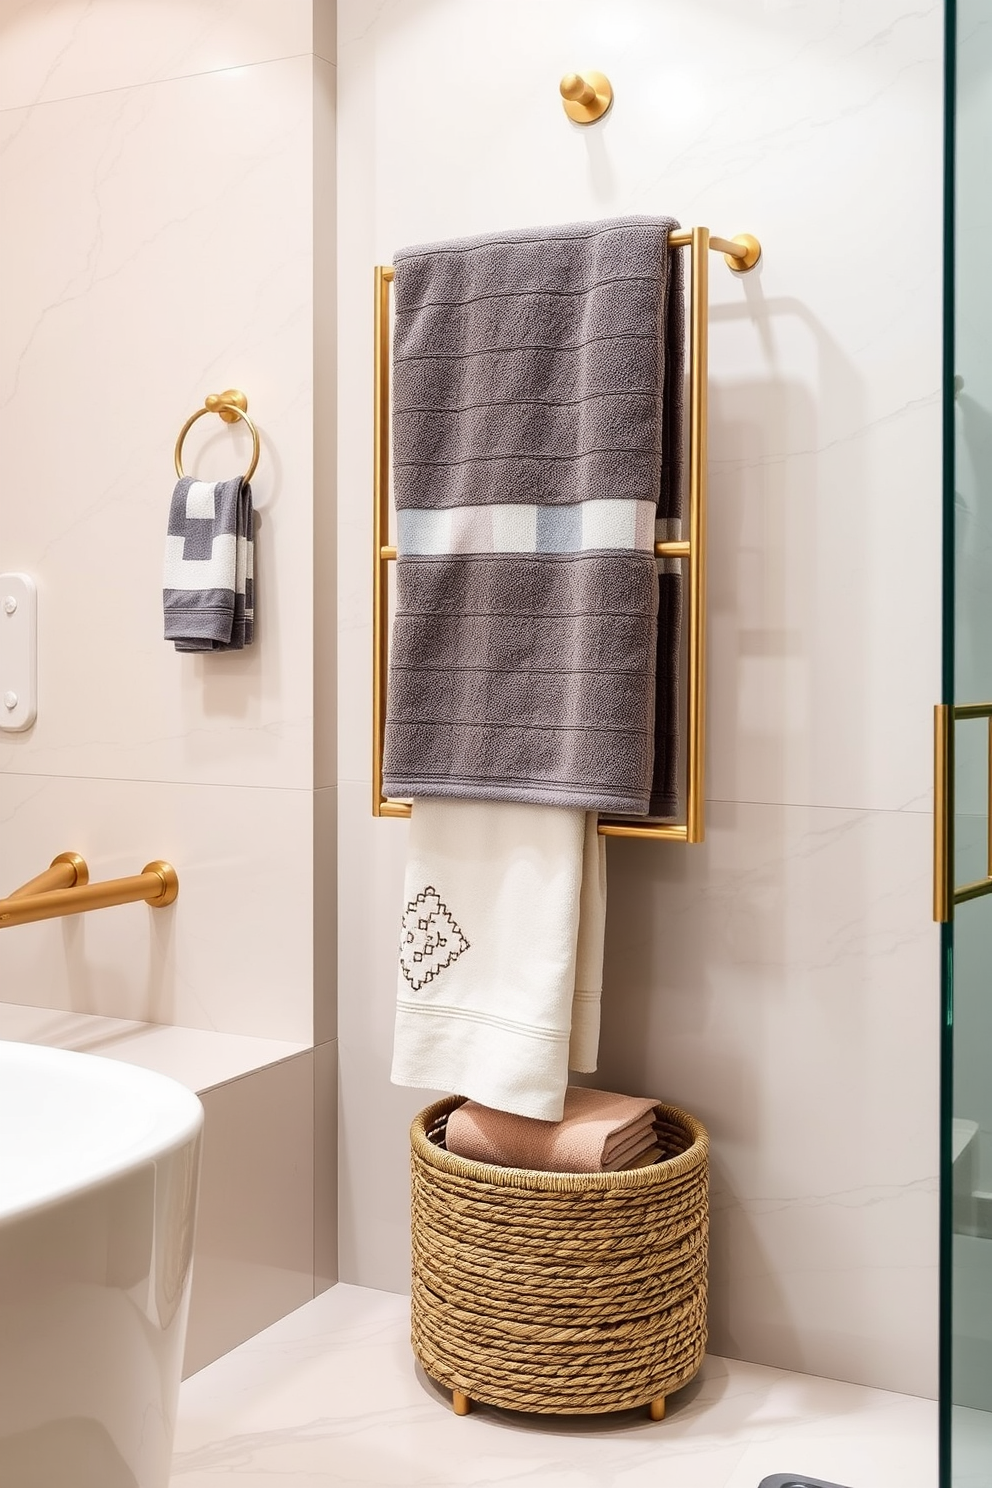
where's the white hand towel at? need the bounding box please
[391,799,607,1122]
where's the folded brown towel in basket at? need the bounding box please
[444,1085,662,1173]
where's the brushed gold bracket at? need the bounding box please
[8,851,88,899]
[560,71,613,124]
[175,389,260,482]
[206,389,247,424]
[0,853,179,929]
[142,860,180,907]
[669,228,762,274]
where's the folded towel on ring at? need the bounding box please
[163,475,255,650]
[444,1085,662,1173]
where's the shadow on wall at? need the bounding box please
[52,905,178,1027]
[707,288,868,810]
[594,285,877,1373]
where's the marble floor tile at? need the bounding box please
[170,1284,937,1488]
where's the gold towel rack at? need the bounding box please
[0,852,179,929]
[175,389,260,483]
[372,227,762,842]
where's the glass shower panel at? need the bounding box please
[948,1,992,1481]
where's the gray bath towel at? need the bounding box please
[163,476,255,651]
[383,216,684,815]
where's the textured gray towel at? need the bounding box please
[383,216,684,815]
[163,476,255,651]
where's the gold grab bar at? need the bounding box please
[0,852,179,929]
[559,71,613,125]
[373,227,762,842]
[933,702,992,921]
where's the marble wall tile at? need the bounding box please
[183,1052,315,1375]
[0,773,314,1043]
[0,55,315,792]
[705,377,940,814]
[0,0,315,111]
[336,780,441,1291]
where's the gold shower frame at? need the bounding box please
[0,852,178,929]
[372,227,762,842]
[933,701,992,921]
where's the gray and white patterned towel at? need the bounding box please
[163,475,255,651]
[382,215,684,816]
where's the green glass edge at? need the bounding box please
[939,0,956,1481]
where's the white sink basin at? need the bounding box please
[0,1041,203,1488]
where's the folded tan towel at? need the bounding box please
[445,1085,661,1173]
[602,1115,659,1169]
[625,1145,664,1170]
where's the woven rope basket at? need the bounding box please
[410,1095,709,1416]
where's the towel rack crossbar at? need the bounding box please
[372,226,761,843]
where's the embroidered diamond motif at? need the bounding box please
[400,885,469,991]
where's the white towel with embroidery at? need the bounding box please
[391,799,607,1121]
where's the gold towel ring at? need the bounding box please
[174,389,260,483]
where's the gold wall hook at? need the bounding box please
[560,70,613,124]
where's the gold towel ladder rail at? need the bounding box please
[372,227,762,843]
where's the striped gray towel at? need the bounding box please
[382,215,684,816]
[163,476,255,651]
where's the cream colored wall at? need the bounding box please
[0,0,338,1365]
[0,0,321,1038]
[336,0,942,1397]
